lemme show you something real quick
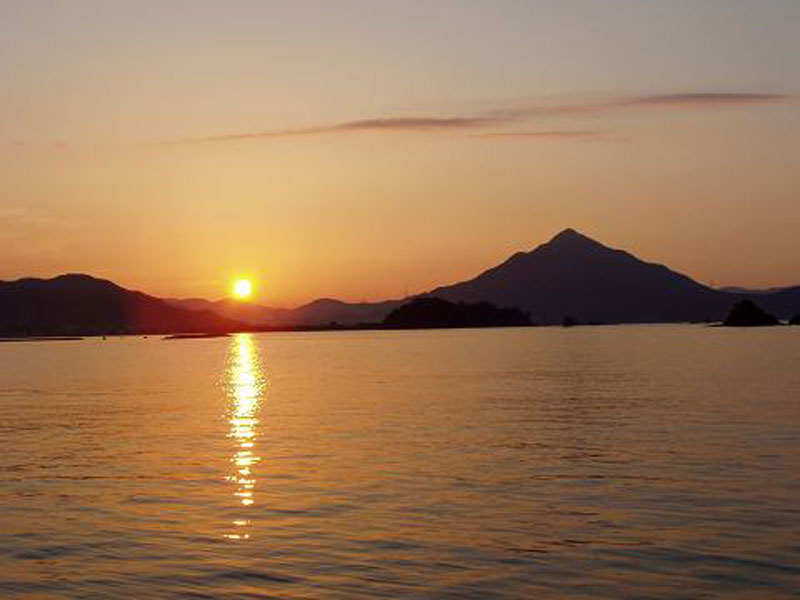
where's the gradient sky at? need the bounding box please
[2,1,799,305]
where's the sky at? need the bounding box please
[1,0,799,305]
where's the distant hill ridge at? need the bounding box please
[0,274,243,336]
[4,229,800,333]
[165,296,401,327]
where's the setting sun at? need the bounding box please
[232,279,253,299]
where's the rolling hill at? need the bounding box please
[0,274,244,336]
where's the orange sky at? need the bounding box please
[2,1,799,306]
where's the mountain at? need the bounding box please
[0,274,244,336]
[170,228,800,327]
[167,296,400,327]
[750,286,800,319]
[13,229,796,334]
[167,297,291,326]
[289,298,402,326]
[425,228,737,324]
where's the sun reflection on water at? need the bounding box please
[225,333,263,540]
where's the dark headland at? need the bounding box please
[381,297,531,329]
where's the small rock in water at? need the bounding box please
[722,300,779,327]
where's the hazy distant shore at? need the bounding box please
[4,231,799,337]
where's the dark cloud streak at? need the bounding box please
[184,117,495,144]
[174,92,790,145]
[492,92,790,120]
[625,92,788,107]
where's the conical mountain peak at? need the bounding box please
[544,228,601,250]
[426,227,734,324]
[551,227,582,240]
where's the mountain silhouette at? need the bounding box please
[167,296,401,327]
[749,285,800,319]
[289,298,402,326]
[166,297,291,326]
[0,274,243,336]
[10,229,799,334]
[170,228,800,326]
[425,228,735,324]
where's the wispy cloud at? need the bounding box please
[323,117,493,132]
[624,92,787,108]
[492,92,790,120]
[171,92,791,145]
[181,117,494,144]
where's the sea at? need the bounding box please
[1,326,798,598]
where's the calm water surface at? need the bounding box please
[0,327,798,598]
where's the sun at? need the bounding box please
[232,279,253,300]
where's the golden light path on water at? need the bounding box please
[225,333,263,540]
